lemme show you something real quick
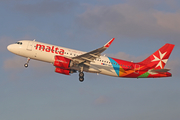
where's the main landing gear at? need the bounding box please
[79,72,84,82]
[79,66,84,82]
[24,57,30,68]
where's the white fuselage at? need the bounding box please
[7,40,118,77]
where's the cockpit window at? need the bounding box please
[16,42,22,45]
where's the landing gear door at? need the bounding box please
[134,64,140,74]
[27,41,34,51]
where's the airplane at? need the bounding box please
[7,38,175,82]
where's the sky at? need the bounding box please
[1,0,180,120]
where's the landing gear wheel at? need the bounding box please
[24,63,28,68]
[79,72,84,77]
[24,57,30,68]
[79,77,84,82]
[79,66,84,82]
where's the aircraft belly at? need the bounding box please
[100,69,118,77]
[91,64,118,77]
[86,66,101,73]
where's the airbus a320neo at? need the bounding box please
[7,38,175,82]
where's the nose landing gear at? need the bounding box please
[24,58,30,68]
[24,63,28,68]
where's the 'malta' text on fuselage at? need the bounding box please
[35,44,64,55]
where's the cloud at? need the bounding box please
[165,59,180,76]
[77,1,180,43]
[127,0,179,11]
[94,96,109,105]
[15,0,78,16]
[0,36,15,53]
[4,56,25,69]
[154,12,180,33]
[4,56,51,70]
[0,0,23,2]
[3,56,53,81]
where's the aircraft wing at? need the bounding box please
[72,38,115,66]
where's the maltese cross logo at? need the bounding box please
[151,50,168,69]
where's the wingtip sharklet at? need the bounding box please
[104,38,115,48]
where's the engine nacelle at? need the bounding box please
[55,67,70,75]
[53,56,73,69]
[55,67,77,75]
[54,56,76,75]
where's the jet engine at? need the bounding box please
[55,67,71,75]
[54,56,75,75]
[54,56,73,69]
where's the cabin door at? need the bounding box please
[27,41,33,51]
[134,64,140,74]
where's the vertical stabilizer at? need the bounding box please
[139,43,175,69]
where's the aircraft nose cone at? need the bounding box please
[7,45,11,51]
[7,44,13,52]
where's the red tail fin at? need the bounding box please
[139,43,175,69]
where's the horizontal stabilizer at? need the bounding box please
[150,68,170,73]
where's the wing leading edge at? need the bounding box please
[72,38,115,66]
